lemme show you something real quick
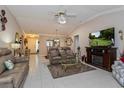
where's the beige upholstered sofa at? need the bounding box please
[0,48,29,88]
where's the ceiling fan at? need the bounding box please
[54,10,76,24]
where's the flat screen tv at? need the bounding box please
[89,27,115,47]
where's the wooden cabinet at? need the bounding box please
[86,47,117,71]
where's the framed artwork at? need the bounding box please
[65,37,73,46]
[54,39,60,47]
[0,10,7,31]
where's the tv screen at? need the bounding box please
[89,27,115,47]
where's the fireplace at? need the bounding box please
[92,55,103,66]
[86,47,117,71]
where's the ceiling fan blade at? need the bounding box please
[66,13,76,17]
[66,15,76,17]
[55,14,59,17]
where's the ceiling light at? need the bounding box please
[58,14,66,24]
[25,34,39,38]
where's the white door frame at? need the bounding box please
[74,35,79,53]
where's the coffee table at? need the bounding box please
[61,62,82,72]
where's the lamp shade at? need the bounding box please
[11,43,20,49]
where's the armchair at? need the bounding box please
[60,47,76,64]
[112,60,124,87]
[48,47,62,64]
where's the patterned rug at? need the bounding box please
[48,63,96,79]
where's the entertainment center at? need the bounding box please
[86,47,117,71]
[86,27,117,71]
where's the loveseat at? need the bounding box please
[0,48,29,88]
[48,47,76,65]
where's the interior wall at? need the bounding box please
[0,6,22,48]
[71,10,124,58]
[39,35,66,56]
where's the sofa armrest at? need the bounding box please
[74,53,76,57]
[114,60,124,67]
[14,56,29,63]
[114,61,121,66]
[0,76,14,88]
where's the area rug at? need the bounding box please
[48,63,96,79]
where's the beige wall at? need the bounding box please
[0,6,22,48]
[39,35,66,56]
[71,10,124,57]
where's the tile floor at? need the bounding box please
[23,54,121,88]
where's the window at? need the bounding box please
[46,40,53,47]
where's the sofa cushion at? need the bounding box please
[0,57,6,74]
[14,56,29,63]
[0,48,12,57]
[52,56,61,60]
[50,49,59,57]
[59,49,66,56]
[3,54,15,62]
[13,72,25,87]
[66,50,74,56]
[10,63,28,88]
[118,69,124,77]
[62,47,71,50]
[1,71,26,88]
[66,55,74,59]
[0,62,29,88]
[0,62,28,78]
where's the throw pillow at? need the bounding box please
[4,60,14,70]
[120,57,124,63]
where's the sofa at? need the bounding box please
[112,60,124,87]
[15,48,30,58]
[0,48,29,88]
[48,47,76,65]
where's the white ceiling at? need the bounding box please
[6,5,124,35]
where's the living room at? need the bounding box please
[0,1,124,90]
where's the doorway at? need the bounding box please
[26,34,39,54]
[36,40,40,53]
[74,35,79,53]
[27,37,38,54]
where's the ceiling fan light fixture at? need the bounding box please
[58,14,66,24]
